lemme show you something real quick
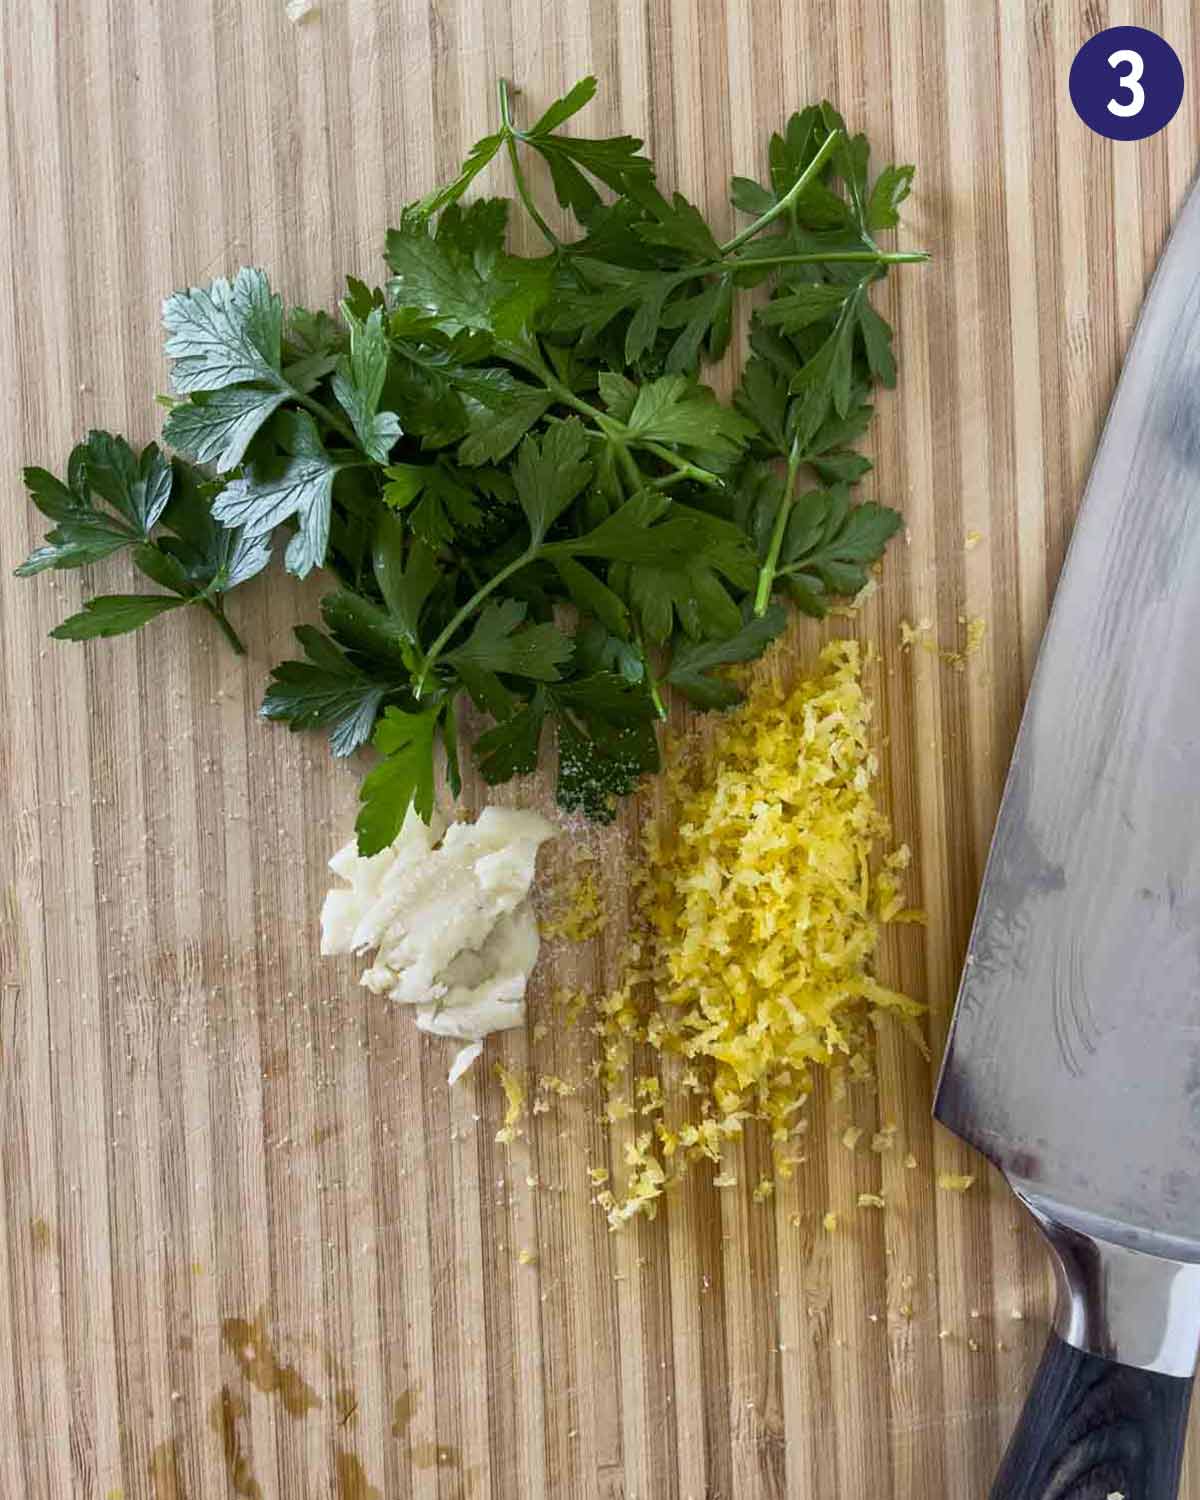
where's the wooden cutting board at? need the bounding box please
[2,1,1198,1495]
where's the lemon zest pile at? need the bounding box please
[597,640,922,1228]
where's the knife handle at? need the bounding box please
[991,1333,1193,1499]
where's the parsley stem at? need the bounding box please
[641,442,723,489]
[413,545,537,698]
[497,79,561,252]
[290,387,362,451]
[726,249,929,270]
[720,129,842,256]
[200,597,246,654]
[754,442,804,617]
[636,634,668,719]
[613,442,644,495]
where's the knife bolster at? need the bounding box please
[1018,1186,1200,1377]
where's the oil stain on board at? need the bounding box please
[221,1313,321,1418]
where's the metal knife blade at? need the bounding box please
[935,178,1200,1263]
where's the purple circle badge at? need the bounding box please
[1069,26,1184,141]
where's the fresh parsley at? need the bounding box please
[17,76,924,845]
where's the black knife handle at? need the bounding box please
[991,1332,1193,1500]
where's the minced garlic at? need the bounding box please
[597,640,922,1227]
[321,805,555,1081]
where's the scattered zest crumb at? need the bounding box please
[540,851,607,943]
[936,1172,976,1194]
[753,1177,774,1203]
[494,1063,527,1145]
[822,1211,839,1233]
[871,1124,897,1153]
[842,1126,864,1152]
[964,530,983,551]
[517,1249,538,1266]
[903,1153,918,1170]
[857,1192,886,1210]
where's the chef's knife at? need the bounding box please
[935,176,1200,1499]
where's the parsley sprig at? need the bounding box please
[17,77,924,846]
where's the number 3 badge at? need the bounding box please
[1070,26,1184,140]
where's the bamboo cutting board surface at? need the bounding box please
[2,2,1198,1496]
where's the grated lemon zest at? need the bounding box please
[494,1062,527,1145]
[937,1172,976,1194]
[595,641,922,1227]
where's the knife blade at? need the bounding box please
[935,175,1200,1500]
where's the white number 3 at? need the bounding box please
[1107,48,1146,117]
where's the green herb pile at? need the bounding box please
[17,78,924,852]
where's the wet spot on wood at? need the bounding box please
[221,1314,321,1418]
[149,1440,184,1500]
[30,1217,51,1254]
[412,1441,460,1470]
[334,1452,382,1500]
[391,1388,417,1437]
[209,1386,262,1499]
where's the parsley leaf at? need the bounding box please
[513,419,593,542]
[211,410,342,578]
[445,598,571,682]
[163,387,289,472]
[260,624,389,756]
[371,512,440,645]
[621,375,756,457]
[332,307,402,463]
[162,267,285,394]
[513,75,653,223]
[666,603,788,707]
[385,212,552,345]
[356,704,443,853]
[777,488,902,605]
[18,431,178,577]
[50,594,188,640]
